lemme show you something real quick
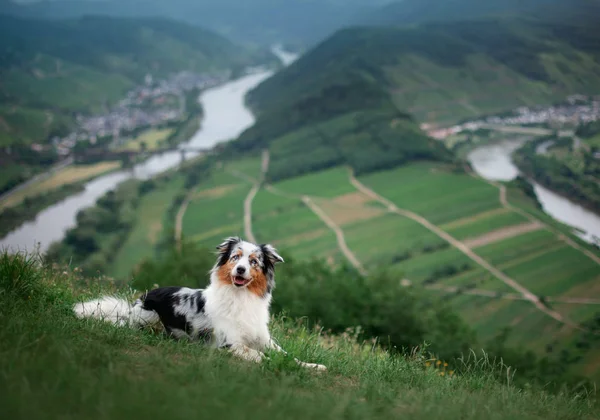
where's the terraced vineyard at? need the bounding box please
[168,156,600,378]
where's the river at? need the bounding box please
[467,139,600,244]
[1,49,297,253]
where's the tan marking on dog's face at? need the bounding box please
[216,249,243,287]
[247,252,267,297]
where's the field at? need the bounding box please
[108,174,186,280]
[169,157,600,376]
[117,128,174,152]
[0,161,121,209]
[2,253,597,419]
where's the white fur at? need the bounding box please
[204,271,272,349]
[73,296,160,327]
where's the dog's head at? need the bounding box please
[212,236,284,297]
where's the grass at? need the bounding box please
[272,167,356,198]
[182,175,251,247]
[117,128,174,152]
[108,175,186,280]
[442,211,530,240]
[0,161,121,210]
[358,163,501,224]
[1,252,598,419]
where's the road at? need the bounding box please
[242,150,270,243]
[301,195,367,276]
[174,192,193,251]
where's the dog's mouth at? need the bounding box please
[232,275,251,287]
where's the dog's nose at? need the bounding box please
[236,266,246,275]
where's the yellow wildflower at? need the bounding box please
[444,362,448,367]
[436,360,442,366]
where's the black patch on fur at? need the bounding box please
[216,236,241,267]
[140,286,207,340]
[259,244,278,294]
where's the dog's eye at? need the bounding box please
[231,255,239,261]
[250,259,258,266]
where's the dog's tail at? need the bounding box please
[73,296,159,328]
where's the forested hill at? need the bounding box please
[0,14,272,146]
[361,0,600,27]
[0,14,264,83]
[0,0,385,47]
[248,17,600,124]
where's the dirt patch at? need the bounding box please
[314,196,385,227]
[441,208,510,230]
[561,276,600,299]
[332,191,373,207]
[463,222,543,249]
[193,184,239,200]
[278,228,329,247]
[147,221,163,245]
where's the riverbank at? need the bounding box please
[512,136,600,216]
[0,162,123,241]
[466,135,600,245]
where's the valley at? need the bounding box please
[2,0,600,411]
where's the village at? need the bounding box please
[425,95,600,140]
[48,70,231,157]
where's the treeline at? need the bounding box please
[0,145,60,195]
[513,137,600,213]
[46,157,214,276]
[129,241,598,394]
[46,179,147,275]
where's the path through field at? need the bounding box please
[347,169,587,331]
[243,150,270,243]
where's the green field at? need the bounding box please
[272,167,356,198]
[109,175,186,280]
[358,163,502,224]
[442,210,530,240]
[88,154,600,381]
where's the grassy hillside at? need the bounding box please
[0,14,271,147]
[248,18,600,125]
[2,250,600,419]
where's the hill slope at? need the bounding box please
[249,18,600,125]
[0,14,269,146]
[361,0,600,27]
[2,0,386,46]
[1,252,598,419]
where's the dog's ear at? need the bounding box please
[261,244,284,265]
[215,237,241,266]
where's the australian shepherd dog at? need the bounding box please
[73,236,326,371]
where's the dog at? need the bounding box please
[73,236,327,371]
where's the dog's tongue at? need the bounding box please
[234,276,247,285]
